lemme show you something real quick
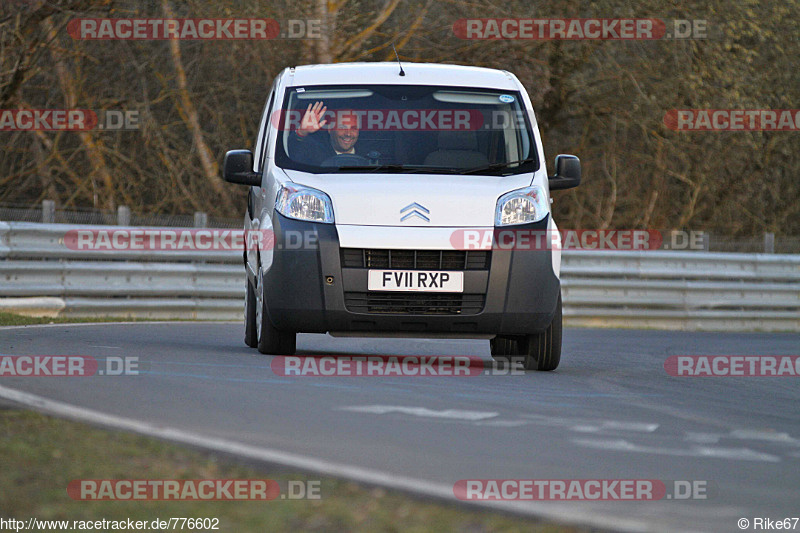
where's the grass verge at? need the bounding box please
[0,409,578,532]
[0,312,203,327]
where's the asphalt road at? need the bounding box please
[1,322,798,532]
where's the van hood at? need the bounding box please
[282,169,534,227]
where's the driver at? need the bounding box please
[288,102,363,165]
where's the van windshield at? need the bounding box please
[274,85,538,175]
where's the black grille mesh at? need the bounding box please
[341,249,490,270]
[344,292,485,315]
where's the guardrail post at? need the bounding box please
[117,205,131,226]
[764,232,775,254]
[42,200,55,223]
[194,211,208,228]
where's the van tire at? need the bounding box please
[256,292,281,355]
[517,293,562,371]
[490,336,516,362]
[255,266,291,355]
[244,279,258,348]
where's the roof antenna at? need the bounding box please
[392,43,405,76]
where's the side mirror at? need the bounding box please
[548,154,581,190]
[223,150,261,186]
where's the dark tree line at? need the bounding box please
[1,0,798,236]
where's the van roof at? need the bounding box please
[286,62,520,90]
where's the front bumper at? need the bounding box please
[260,212,560,336]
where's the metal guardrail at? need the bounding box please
[560,251,800,330]
[5,200,800,253]
[2,222,799,331]
[0,201,241,228]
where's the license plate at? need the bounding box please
[367,270,464,292]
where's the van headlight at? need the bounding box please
[495,186,549,226]
[275,184,334,223]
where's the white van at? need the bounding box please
[223,62,580,370]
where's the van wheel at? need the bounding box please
[255,267,280,354]
[490,336,516,362]
[517,293,562,371]
[244,278,258,348]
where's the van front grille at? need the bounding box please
[344,292,485,315]
[341,249,490,270]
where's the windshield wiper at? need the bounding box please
[335,165,458,174]
[330,160,535,175]
[461,158,538,175]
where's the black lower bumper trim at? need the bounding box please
[344,292,485,315]
[262,212,560,336]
